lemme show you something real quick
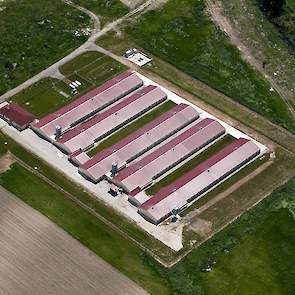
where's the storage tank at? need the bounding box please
[111,162,118,176]
[55,125,62,139]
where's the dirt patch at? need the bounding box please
[0,153,15,173]
[120,0,145,9]
[189,218,212,237]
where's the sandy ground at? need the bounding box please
[120,0,168,10]
[0,152,15,173]
[120,0,145,9]
[0,186,149,295]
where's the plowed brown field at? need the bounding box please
[0,186,149,295]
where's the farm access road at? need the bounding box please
[0,186,149,295]
[207,0,295,118]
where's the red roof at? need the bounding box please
[116,118,222,181]
[58,85,159,144]
[32,71,143,138]
[0,103,35,128]
[140,138,257,210]
[81,103,193,170]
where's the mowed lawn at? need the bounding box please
[59,51,128,86]
[10,78,74,118]
[0,0,90,96]
[125,0,295,133]
[10,52,128,118]
[146,134,235,195]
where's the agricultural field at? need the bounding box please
[0,145,294,295]
[0,0,90,96]
[124,0,295,132]
[1,0,295,294]
[0,186,148,295]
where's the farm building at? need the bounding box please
[31,71,143,140]
[114,118,225,198]
[0,103,35,131]
[138,138,260,224]
[69,149,91,166]
[55,85,167,154]
[78,103,199,182]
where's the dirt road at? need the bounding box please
[207,0,295,118]
[0,186,149,295]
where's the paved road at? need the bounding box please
[0,186,149,295]
[0,0,154,102]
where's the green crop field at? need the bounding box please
[71,0,129,25]
[87,100,176,157]
[125,0,295,133]
[0,0,90,96]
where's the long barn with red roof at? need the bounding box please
[78,103,199,182]
[138,138,260,224]
[31,71,143,140]
[114,118,225,198]
[55,85,167,153]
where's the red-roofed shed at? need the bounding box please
[0,103,35,131]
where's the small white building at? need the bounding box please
[124,48,152,67]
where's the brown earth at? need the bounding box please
[0,152,15,173]
[0,186,149,295]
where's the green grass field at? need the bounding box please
[0,0,90,96]
[71,0,129,25]
[10,78,74,118]
[258,0,295,49]
[87,100,176,157]
[60,51,128,86]
[125,0,295,133]
[146,134,235,195]
[201,208,295,294]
